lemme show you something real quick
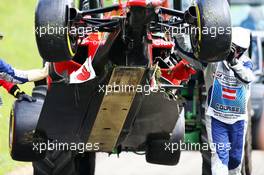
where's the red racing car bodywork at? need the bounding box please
[9,1,232,173]
[50,0,195,87]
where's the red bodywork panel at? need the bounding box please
[127,0,147,7]
[47,61,82,87]
[127,0,169,7]
[48,33,101,86]
[52,61,81,76]
[49,0,194,87]
[80,33,102,59]
[161,59,197,85]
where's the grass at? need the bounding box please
[0,0,41,174]
[0,0,121,174]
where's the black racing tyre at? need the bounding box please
[33,150,77,175]
[190,0,232,62]
[9,86,48,161]
[33,151,96,175]
[35,0,81,62]
[146,133,181,166]
[32,85,49,100]
[146,109,184,166]
[78,152,96,175]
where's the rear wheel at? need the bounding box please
[33,150,77,175]
[145,108,184,166]
[146,133,181,166]
[9,86,47,161]
[189,0,232,62]
[35,0,81,62]
[35,0,103,62]
[33,150,96,175]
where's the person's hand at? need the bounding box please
[226,44,238,66]
[9,85,36,102]
[17,92,36,102]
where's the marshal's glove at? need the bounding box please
[9,85,36,102]
[226,44,238,66]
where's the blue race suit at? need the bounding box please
[0,59,29,84]
[174,34,255,175]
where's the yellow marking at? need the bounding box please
[67,32,75,57]
[195,4,202,50]
[9,109,15,153]
[13,89,20,97]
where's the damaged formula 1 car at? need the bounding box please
[9,0,231,174]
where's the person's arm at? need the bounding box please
[19,62,49,82]
[228,55,255,84]
[0,59,28,83]
[0,59,48,84]
[0,79,14,93]
[0,79,35,102]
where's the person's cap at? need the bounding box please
[0,32,3,40]
[232,27,251,49]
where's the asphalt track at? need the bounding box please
[7,151,264,175]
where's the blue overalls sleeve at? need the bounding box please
[0,59,29,84]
